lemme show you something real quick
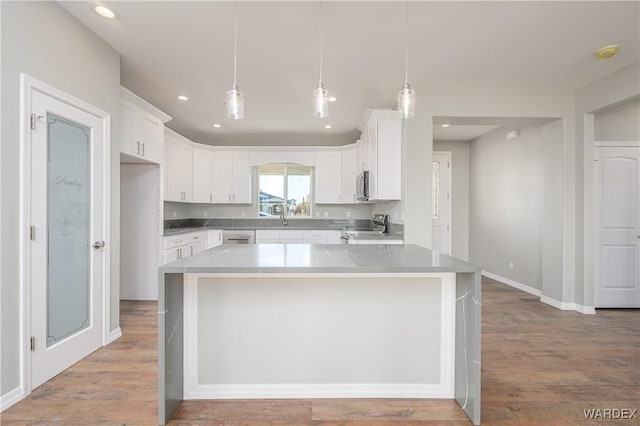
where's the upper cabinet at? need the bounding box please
[211,151,252,204]
[164,128,193,202]
[193,148,216,203]
[119,87,171,164]
[315,146,359,205]
[315,151,342,204]
[359,110,402,201]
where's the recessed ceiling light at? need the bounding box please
[91,3,118,19]
[595,44,619,60]
[441,124,451,128]
[213,123,222,128]
[324,125,332,129]
[178,95,189,101]
[328,96,337,102]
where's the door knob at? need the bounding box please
[92,241,105,249]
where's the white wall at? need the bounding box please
[469,125,544,289]
[434,141,470,261]
[1,2,120,398]
[595,98,640,141]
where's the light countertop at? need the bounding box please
[159,243,478,274]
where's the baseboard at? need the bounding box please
[108,327,122,344]
[0,386,25,412]
[540,296,596,315]
[185,383,453,400]
[482,270,542,297]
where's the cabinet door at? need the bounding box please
[178,142,193,201]
[193,149,215,203]
[164,247,180,264]
[376,119,401,200]
[315,151,342,204]
[212,151,233,203]
[164,138,182,201]
[326,230,342,244]
[119,102,137,156]
[232,151,252,203]
[367,125,379,200]
[341,148,357,204]
[207,230,223,249]
[137,112,162,163]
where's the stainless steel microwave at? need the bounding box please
[356,171,369,201]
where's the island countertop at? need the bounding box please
[159,243,480,274]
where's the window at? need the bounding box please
[258,164,311,217]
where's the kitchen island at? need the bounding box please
[158,244,481,425]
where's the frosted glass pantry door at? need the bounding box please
[30,88,105,390]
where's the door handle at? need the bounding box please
[141,143,145,156]
[92,241,105,249]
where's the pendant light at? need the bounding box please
[313,1,329,118]
[398,1,415,119]
[226,2,244,120]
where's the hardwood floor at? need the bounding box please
[2,278,638,425]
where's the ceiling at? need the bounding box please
[432,116,558,142]
[59,1,639,146]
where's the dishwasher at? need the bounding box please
[222,230,255,244]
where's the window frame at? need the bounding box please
[257,163,313,219]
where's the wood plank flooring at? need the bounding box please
[2,278,638,425]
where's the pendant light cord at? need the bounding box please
[233,1,238,86]
[319,0,324,83]
[404,0,409,84]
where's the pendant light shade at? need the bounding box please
[397,1,415,119]
[226,83,244,120]
[313,81,328,118]
[398,82,415,119]
[226,2,244,120]
[313,1,329,118]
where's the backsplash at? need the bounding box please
[164,218,375,230]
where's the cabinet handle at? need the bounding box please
[178,248,181,259]
[233,193,235,202]
[228,194,231,202]
[353,194,355,202]
[210,193,212,202]
[190,245,194,256]
[142,143,145,156]
[136,141,140,155]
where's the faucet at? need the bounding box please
[280,205,288,226]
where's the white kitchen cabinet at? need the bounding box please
[341,148,358,204]
[255,230,280,243]
[361,110,402,201]
[119,88,170,164]
[193,148,216,203]
[303,230,326,244]
[326,230,343,244]
[212,151,252,204]
[164,129,193,202]
[348,239,403,245]
[315,151,342,204]
[207,229,223,249]
[163,231,205,264]
[256,229,310,244]
[232,151,252,203]
[279,230,304,243]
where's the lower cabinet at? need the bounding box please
[163,232,206,264]
[256,229,343,244]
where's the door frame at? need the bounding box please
[19,74,111,396]
[432,151,452,255]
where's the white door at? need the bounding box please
[431,152,452,255]
[30,90,105,389]
[594,146,640,308]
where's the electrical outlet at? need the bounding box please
[324,211,329,218]
[203,211,208,218]
[241,211,246,217]
[346,211,351,218]
[316,212,320,218]
[509,260,514,269]
[394,212,398,220]
[173,211,177,218]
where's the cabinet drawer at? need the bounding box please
[303,230,326,240]
[256,230,280,241]
[280,230,304,240]
[164,232,203,249]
